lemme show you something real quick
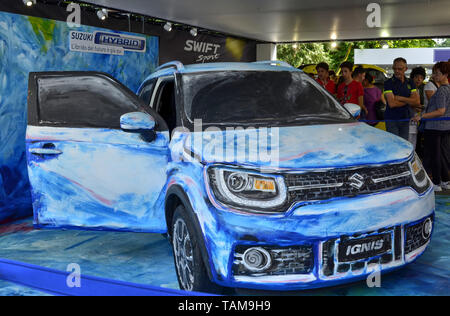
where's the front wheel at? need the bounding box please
[171,205,222,293]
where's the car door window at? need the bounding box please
[138,79,157,106]
[154,79,177,134]
[36,74,143,129]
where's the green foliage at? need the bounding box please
[277,43,330,68]
[27,16,56,53]
[278,39,441,72]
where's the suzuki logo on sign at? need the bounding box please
[348,173,365,189]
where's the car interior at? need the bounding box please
[154,79,177,135]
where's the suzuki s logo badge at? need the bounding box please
[348,173,365,189]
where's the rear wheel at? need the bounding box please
[171,205,221,293]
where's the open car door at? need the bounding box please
[26,72,169,232]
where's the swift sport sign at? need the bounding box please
[160,31,256,64]
[70,31,147,55]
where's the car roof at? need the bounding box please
[141,61,302,84]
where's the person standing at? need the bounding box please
[383,57,421,141]
[316,62,336,95]
[420,74,440,170]
[412,61,450,192]
[362,73,382,126]
[329,70,337,84]
[352,66,366,84]
[407,67,427,149]
[337,62,367,116]
[410,67,427,154]
[424,72,440,110]
[410,67,426,106]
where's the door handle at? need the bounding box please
[29,143,62,156]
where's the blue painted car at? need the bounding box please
[26,61,435,293]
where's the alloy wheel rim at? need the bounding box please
[173,217,195,291]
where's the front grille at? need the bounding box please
[405,216,433,254]
[322,228,397,277]
[285,162,412,203]
[321,218,433,278]
[233,245,314,277]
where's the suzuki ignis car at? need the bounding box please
[26,61,435,293]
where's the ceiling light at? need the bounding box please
[23,0,36,6]
[163,22,172,32]
[381,30,389,38]
[331,33,337,40]
[190,27,198,37]
[97,9,108,21]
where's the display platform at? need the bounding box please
[0,195,448,296]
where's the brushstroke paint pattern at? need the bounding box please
[27,127,169,231]
[184,123,413,169]
[0,11,158,222]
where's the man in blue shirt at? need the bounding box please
[383,57,421,141]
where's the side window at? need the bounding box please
[154,79,177,133]
[138,79,156,106]
[37,74,142,129]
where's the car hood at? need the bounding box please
[183,123,413,169]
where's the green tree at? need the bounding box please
[278,39,439,72]
[277,43,330,68]
[328,39,437,71]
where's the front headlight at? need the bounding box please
[206,166,288,213]
[409,153,430,193]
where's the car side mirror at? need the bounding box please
[120,112,156,142]
[343,103,361,118]
[120,112,156,131]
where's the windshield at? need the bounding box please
[180,70,352,125]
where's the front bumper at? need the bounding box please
[202,186,435,290]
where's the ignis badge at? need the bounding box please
[338,233,392,262]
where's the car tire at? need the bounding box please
[171,204,225,294]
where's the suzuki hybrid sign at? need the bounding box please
[70,31,147,55]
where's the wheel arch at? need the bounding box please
[165,184,215,281]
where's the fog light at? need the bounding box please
[422,218,432,239]
[242,247,272,272]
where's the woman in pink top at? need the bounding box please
[362,73,382,125]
